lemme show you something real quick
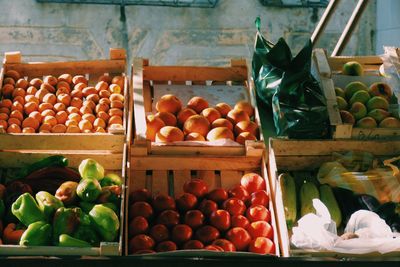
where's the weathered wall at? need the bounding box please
[0,0,376,66]
[376,0,400,54]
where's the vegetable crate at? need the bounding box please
[125,152,280,256]
[268,138,400,257]
[0,48,129,151]
[312,48,400,140]
[130,58,264,156]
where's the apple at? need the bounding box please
[231,215,250,229]
[247,221,273,239]
[198,199,218,217]
[225,227,251,251]
[171,224,193,244]
[248,237,275,255]
[246,205,270,222]
[155,240,177,252]
[240,173,266,194]
[129,216,148,237]
[183,179,208,198]
[222,198,246,216]
[184,210,205,229]
[228,185,249,202]
[212,239,236,252]
[129,234,155,254]
[149,224,170,242]
[207,188,228,204]
[248,190,269,208]
[152,194,176,212]
[129,201,153,220]
[195,225,220,244]
[182,240,204,250]
[129,188,151,204]
[157,210,180,228]
[176,193,198,212]
[209,209,231,231]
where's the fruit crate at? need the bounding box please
[130,58,264,157]
[0,146,127,256]
[268,138,400,257]
[125,152,280,256]
[0,48,129,151]
[312,48,400,140]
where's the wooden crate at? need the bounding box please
[0,48,129,151]
[268,138,400,258]
[0,147,127,256]
[130,58,265,156]
[126,152,280,256]
[312,48,400,140]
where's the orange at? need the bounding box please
[0,107,10,115]
[29,111,42,123]
[9,110,23,121]
[5,70,21,81]
[43,116,57,127]
[201,108,221,124]
[185,132,205,141]
[80,105,93,115]
[74,82,86,92]
[26,86,38,96]
[2,84,15,97]
[41,109,56,118]
[110,100,124,109]
[211,118,233,131]
[110,93,124,102]
[109,84,121,94]
[3,77,15,86]
[12,88,26,98]
[7,124,21,133]
[83,100,96,111]
[0,113,8,121]
[234,121,259,136]
[22,127,35,133]
[93,118,106,129]
[22,117,39,130]
[187,96,209,113]
[43,93,57,105]
[56,81,71,92]
[11,101,24,112]
[0,99,12,109]
[183,115,210,137]
[108,115,123,126]
[156,126,184,142]
[24,102,38,115]
[215,103,232,118]
[39,123,52,132]
[98,74,112,84]
[95,81,109,92]
[58,74,72,84]
[29,78,43,89]
[44,75,58,86]
[99,98,111,106]
[146,115,165,141]
[35,88,49,102]
[38,103,54,113]
[87,94,100,104]
[55,111,68,124]
[154,111,177,126]
[71,89,83,99]
[57,93,71,106]
[68,113,82,123]
[65,119,78,127]
[108,108,123,117]
[16,78,29,89]
[99,90,111,99]
[40,82,56,93]
[66,125,81,133]
[67,106,80,115]
[82,113,96,124]
[226,109,250,125]
[70,97,83,109]
[13,96,25,105]
[25,95,39,105]
[97,111,110,122]
[206,127,234,141]
[8,117,21,126]
[177,108,197,126]
[112,76,125,89]
[72,75,87,85]
[56,87,70,96]
[82,87,97,97]
[234,101,254,117]
[79,119,93,131]
[54,103,66,112]
[95,127,106,133]
[95,103,109,114]
[155,94,182,114]
[236,132,257,145]
[51,124,67,133]
[0,120,8,130]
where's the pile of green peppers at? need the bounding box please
[11,158,122,247]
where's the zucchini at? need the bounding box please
[300,181,319,217]
[278,173,297,230]
[320,184,342,228]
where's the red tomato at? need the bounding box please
[198,199,218,217]
[183,179,208,198]
[231,215,250,229]
[171,224,193,244]
[204,245,224,251]
[207,188,228,204]
[184,210,205,229]
[240,173,266,194]
[134,249,156,254]
[149,224,170,242]
[246,205,270,223]
[176,193,198,212]
[129,201,153,220]
[152,194,176,212]
[195,225,220,244]
[209,209,231,231]
[247,221,273,239]
[248,190,269,208]
[129,234,155,254]
[212,239,236,252]
[222,198,246,216]
[182,240,204,250]
[155,240,177,252]
[129,188,151,204]
[129,216,149,237]
[225,227,251,251]
[248,237,275,255]
[228,185,249,202]
[157,210,180,228]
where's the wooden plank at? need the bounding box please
[220,170,242,189]
[197,170,217,191]
[109,48,126,60]
[132,58,148,143]
[333,124,353,139]
[350,127,400,140]
[152,170,169,196]
[326,99,342,125]
[313,49,331,78]
[274,156,333,171]
[130,170,146,191]
[149,145,246,156]
[173,170,190,197]
[4,51,21,64]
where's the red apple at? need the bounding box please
[247,221,273,239]
[222,198,246,216]
[182,240,204,250]
[231,215,250,229]
[171,224,193,244]
[152,194,176,212]
[209,209,231,231]
[176,193,198,212]
[240,173,266,194]
[198,199,218,217]
[249,190,269,208]
[155,241,177,252]
[129,216,149,237]
[129,188,151,204]
[225,227,251,251]
[195,225,220,244]
[228,185,249,202]
[248,237,275,255]
[212,239,236,252]
[184,210,205,229]
[246,205,270,223]
[204,245,224,251]
[207,188,228,204]
[129,201,153,220]
[129,234,155,254]
[149,224,169,242]
[183,179,208,198]
[157,210,180,228]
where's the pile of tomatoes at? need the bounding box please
[128,173,275,255]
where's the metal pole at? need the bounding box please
[311,0,341,46]
[331,0,369,56]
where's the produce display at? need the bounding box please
[146,94,259,144]
[0,157,122,247]
[127,173,275,255]
[0,70,125,133]
[336,61,400,128]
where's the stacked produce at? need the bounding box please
[0,70,125,133]
[336,61,400,128]
[0,158,122,247]
[128,173,275,254]
[146,94,259,144]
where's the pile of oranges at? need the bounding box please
[0,70,125,134]
[146,94,259,145]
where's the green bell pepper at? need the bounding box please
[79,159,104,180]
[73,225,100,246]
[58,234,91,247]
[19,221,52,246]
[89,204,119,242]
[52,207,82,244]
[100,173,122,187]
[12,193,46,226]
[79,201,95,214]
[35,191,64,221]
[77,179,102,202]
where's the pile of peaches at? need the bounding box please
[0,69,125,133]
[146,94,259,144]
[128,173,275,255]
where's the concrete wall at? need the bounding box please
[0,0,376,67]
[376,0,400,54]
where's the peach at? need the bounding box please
[44,75,58,86]
[185,132,205,141]
[156,126,184,142]
[234,121,259,136]
[183,115,210,137]
[215,103,232,118]
[156,94,182,115]
[211,118,233,131]
[72,75,87,85]
[58,74,73,84]
[146,115,165,141]
[226,109,250,125]
[154,111,177,126]
[30,78,43,89]
[187,96,209,113]
[236,132,257,145]
[201,108,221,124]
[206,127,234,141]
[177,108,197,126]
[5,70,21,81]
[234,101,254,117]
[16,79,29,89]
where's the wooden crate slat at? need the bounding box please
[152,170,169,196]
[130,170,147,191]
[220,170,242,189]
[197,170,217,191]
[173,170,190,197]
[132,58,148,143]
[149,145,245,156]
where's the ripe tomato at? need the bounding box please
[198,199,218,217]
[228,185,249,202]
[182,240,204,250]
[225,227,251,251]
[248,237,275,255]
[129,216,149,237]
[209,209,231,231]
[247,221,273,239]
[184,210,205,229]
[222,198,246,216]
[157,210,180,228]
[171,224,193,244]
[129,188,151,204]
[248,190,269,208]
[129,201,153,220]
[231,215,250,229]
[176,193,198,212]
[195,225,220,244]
[149,224,170,242]
[246,205,270,223]
[129,234,155,254]
[183,179,208,198]
[204,245,224,251]
[152,194,176,212]
[207,188,228,204]
[212,239,236,252]
[240,173,266,194]
[155,240,177,252]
